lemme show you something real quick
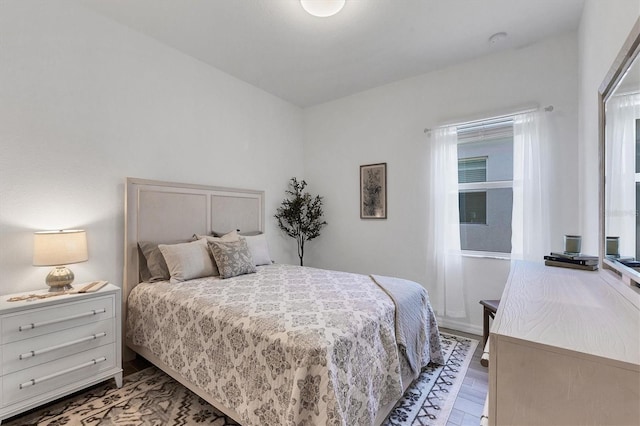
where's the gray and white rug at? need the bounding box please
[5,333,477,426]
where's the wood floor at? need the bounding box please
[441,328,488,426]
[122,352,152,377]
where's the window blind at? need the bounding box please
[458,157,487,183]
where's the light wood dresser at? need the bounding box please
[0,284,122,423]
[487,261,639,426]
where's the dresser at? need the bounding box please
[488,261,640,426]
[0,284,122,423]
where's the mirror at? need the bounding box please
[600,17,640,286]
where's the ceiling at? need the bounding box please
[78,0,585,107]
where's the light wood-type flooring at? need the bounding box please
[441,328,488,426]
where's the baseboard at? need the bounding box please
[437,317,483,337]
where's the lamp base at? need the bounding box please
[46,266,75,292]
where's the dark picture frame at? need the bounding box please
[360,163,387,219]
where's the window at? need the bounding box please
[457,118,514,254]
[459,191,487,224]
[458,157,487,183]
[458,157,487,224]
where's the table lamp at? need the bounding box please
[33,229,88,291]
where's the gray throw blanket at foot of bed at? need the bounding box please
[370,274,435,375]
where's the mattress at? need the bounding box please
[126,263,442,426]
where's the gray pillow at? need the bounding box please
[138,241,170,282]
[207,239,256,279]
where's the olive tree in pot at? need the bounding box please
[274,178,327,266]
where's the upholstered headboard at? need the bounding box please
[123,177,264,303]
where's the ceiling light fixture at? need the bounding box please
[300,0,345,17]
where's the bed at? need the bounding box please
[123,178,443,426]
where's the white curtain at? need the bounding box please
[511,111,550,261]
[427,126,466,318]
[605,94,639,257]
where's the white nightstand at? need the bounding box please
[0,283,122,423]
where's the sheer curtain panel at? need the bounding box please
[427,126,466,318]
[511,111,550,261]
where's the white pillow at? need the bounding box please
[158,239,216,283]
[193,230,241,275]
[242,234,272,266]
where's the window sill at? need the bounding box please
[461,250,511,260]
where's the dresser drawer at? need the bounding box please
[2,344,116,407]
[2,296,114,344]
[2,319,114,375]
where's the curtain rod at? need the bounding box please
[423,105,554,134]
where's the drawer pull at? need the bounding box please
[19,332,107,360]
[19,356,107,389]
[18,308,107,332]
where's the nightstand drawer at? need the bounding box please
[2,344,116,407]
[2,319,114,375]
[2,296,114,344]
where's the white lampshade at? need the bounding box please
[300,0,345,17]
[33,230,88,266]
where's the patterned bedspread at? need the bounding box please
[127,264,442,426]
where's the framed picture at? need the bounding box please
[360,162,387,219]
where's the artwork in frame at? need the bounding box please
[360,162,387,219]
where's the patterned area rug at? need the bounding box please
[383,333,478,426]
[5,333,477,426]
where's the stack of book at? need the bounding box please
[544,252,598,271]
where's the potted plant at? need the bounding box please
[275,178,327,266]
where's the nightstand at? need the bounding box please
[0,283,122,423]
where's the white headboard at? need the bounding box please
[123,177,265,302]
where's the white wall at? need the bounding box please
[4,0,634,337]
[578,0,640,254]
[303,33,580,334]
[0,0,304,294]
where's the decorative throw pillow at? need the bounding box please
[207,239,256,279]
[242,234,272,266]
[158,239,216,283]
[193,230,241,275]
[138,241,170,282]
